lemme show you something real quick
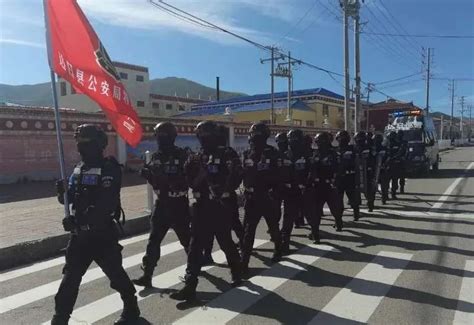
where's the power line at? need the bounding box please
[276,0,318,47]
[378,78,424,90]
[374,72,423,85]
[148,1,217,30]
[361,31,474,39]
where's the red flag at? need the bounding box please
[45,0,142,147]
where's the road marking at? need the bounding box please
[308,251,413,324]
[43,239,269,325]
[453,260,474,324]
[0,239,181,314]
[174,244,334,325]
[432,162,474,210]
[0,233,150,283]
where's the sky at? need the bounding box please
[0,0,473,116]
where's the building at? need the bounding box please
[57,61,206,117]
[178,88,355,128]
[365,99,422,132]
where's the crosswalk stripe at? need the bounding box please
[308,251,413,324]
[43,239,269,325]
[453,260,474,324]
[0,239,181,314]
[174,244,334,325]
[0,233,150,283]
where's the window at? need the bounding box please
[136,101,145,107]
[323,104,329,116]
[136,75,144,82]
[178,104,185,111]
[166,104,173,110]
[60,82,67,96]
[70,84,76,94]
[306,120,315,127]
[152,102,160,109]
[293,119,302,126]
[119,72,128,80]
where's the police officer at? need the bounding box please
[294,135,314,228]
[281,129,310,254]
[241,122,283,276]
[373,133,390,204]
[336,130,362,221]
[397,129,408,194]
[354,131,374,212]
[133,122,190,288]
[273,132,290,225]
[53,125,139,325]
[202,125,244,265]
[387,131,404,199]
[309,132,343,242]
[171,121,242,301]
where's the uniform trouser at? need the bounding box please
[185,199,241,285]
[389,163,403,195]
[380,170,390,202]
[55,229,136,317]
[142,198,191,274]
[366,170,376,210]
[281,191,303,244]
[241,195,282,267]
[338,175,361,216]
[313,184,343,233]
[204,194,244,255]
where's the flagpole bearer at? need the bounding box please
[43,0,70,217]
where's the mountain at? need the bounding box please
[0,77,245,107]
[0,82,54,107]
[149,77,245,100]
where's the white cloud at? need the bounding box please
[395,88,422,96]
[76,0,295,46]
[0,38,45,49]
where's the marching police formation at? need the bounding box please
[52,121,409,324]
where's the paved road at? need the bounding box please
[0,147,473,324]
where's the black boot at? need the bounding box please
[114,296,140,325]
[281,239,290,256]
[400,186,405,194]
[271,245,282,262]
[201,252,215,266]
[51,315,69,325]
[353,208,360,221]
[241,264,250,279]
[391,192,398,200]
[230,269,242,287]
[311,231,320,244]
[132,272,152,288]
[170,278,197,301]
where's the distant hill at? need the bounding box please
[0,77,245,108]
[150,77,245,101]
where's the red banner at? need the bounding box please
[45,0,142,147]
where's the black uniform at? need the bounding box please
[273,132,290,225]
[387,132,406,199]
[171,122,242,301]
[135,146,190,285]
[373,134,390,204]
[52,125,139,325]
[295,135,315,228]
[337,138,361,221]
[397,131,408,193]
[241,143,283,271]
[281,129,310,252]
[309,134,343,241]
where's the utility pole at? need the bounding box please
[365,82,373,131]
[342,0,351,131]
[459,96,465,140]
[424,48,433,114]
[287,51,292,123]
[440,114,444,140]
[469,104,472,141]
[260,46,283,124]
[449,79,455,139]
[353,0,361,133]
[216,76,220,101]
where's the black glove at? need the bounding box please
[62,216,75,232]
[56,179,65,196]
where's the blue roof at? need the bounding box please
[177,99,312,117]
[189,87,343,112]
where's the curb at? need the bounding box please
[0,213,151,272]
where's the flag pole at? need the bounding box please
[43,0,70,217]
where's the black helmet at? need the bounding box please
[373,133,384,145]
[275,132,288,144]
[304,134,313,146]
[354,131,367,142]
[335,130,350,143]
[195,120,218,138]
[153,122,177,139]
[314,132,330,147]
[287,129,304,142]
[217,125,229,146]
[74,124,108,149]
[249,122,270,140]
